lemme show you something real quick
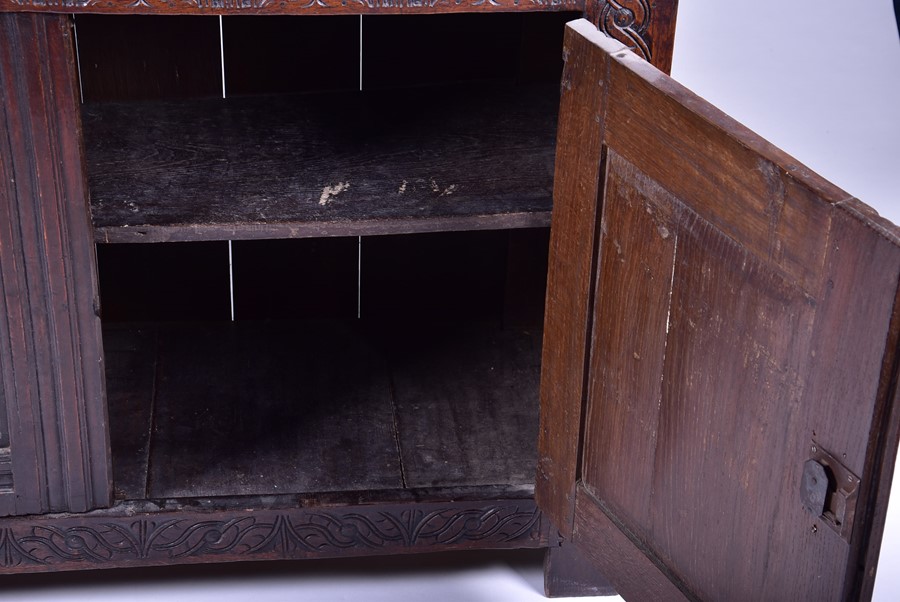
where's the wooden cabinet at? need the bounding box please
[0,4,898,600]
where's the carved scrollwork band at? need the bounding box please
[596,0,652,62]
[2,0,579,12]
[0,501,544,571]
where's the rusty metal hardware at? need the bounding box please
[799,442,860,542]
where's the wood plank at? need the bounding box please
[580,151,676,529]
[557,20,900,601]
[73,15,221,102]
[0,0,584,17]
[103,325,157,500]
[0,13,110,516]
[534,18,609,537]
[387,323,542,488]
[543,538,616,597]
[573,484,692,602]
[83,84,558,242]
[223,16,359,96]
[0,494,548,574]
[147,321,402,497]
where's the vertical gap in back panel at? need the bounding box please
[71,15,85,103]
[220,16,235,321]
[358,16,363,319]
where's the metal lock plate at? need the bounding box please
[799,441,860,542]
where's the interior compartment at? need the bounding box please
[79,13,566,502]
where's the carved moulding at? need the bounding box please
[1,0,582,14]
[595,0,652,61]
[0,499,547,572]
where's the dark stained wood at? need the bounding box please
[223,16,359,96]
[0,13,111,516]
[362,14,522,89]
[361,231,509,322]
[573,485,691,601]
[541,19,900,601]
[103,326,156,500]
[231,238,358,320]
[0,494,549,574]
[387,323,542,488]
[105,319,544,498]
[0,0,584,17]
[515,12,581,84]
[146,321,402,497]
[96,242,231,322]
[543,537,616,597]
[74,15,221,102]
[83,84,558,243]
[580,152,676,530]
[502,227,550,328]
[534,17,608,537]
[584,0,679,73]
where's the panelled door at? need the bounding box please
[538,19,900,601]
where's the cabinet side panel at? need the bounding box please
[0,13,111,516]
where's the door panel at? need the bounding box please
[538,19,900,600]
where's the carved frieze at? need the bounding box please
[596,0,652,61]
[0,502,544,571]
[3,0,580,12]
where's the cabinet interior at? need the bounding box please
[78,12,573,503]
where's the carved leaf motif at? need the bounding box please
[0,504,542,569]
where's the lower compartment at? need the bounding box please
[105,319,542,500]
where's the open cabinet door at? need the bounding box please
[537,19,900,601]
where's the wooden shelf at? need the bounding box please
[84,84,558,243]
[105,319,541,500]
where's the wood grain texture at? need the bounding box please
[580,151,675,530]
[573,484,692,602]
[0,13,111,516]
[585,0,679,73]
[73,15,221,102]
[103,320,543,498]
[0,494,548,574]
[543,537,616,597]
[146,321,401,497]
[549,19,900,601]
[103,326,156,500]
[83,85,558,242]
[534,17,608,538]
[0,0,583,16]
[387,323,542,488]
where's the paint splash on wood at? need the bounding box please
[319,182,350,206]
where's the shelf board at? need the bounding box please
[84,85,558,243]
[105,320,541,499]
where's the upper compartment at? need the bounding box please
[77,13,574,243]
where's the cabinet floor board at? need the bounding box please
[386,323,541,488]
[104,320,542,500]
[84,85,558,243]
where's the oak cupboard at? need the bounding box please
[0,3,897,600]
